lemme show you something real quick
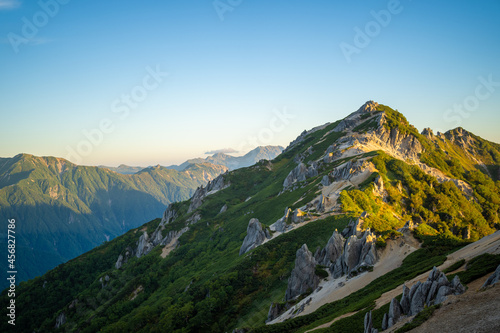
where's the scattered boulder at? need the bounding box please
[291,208,310,223]
[55,312,66,328]
[266,302,291,323]
[269,208,293,233]
[219,204,228,214]
[99,275,110,289]
[285,244,319,301]
[482,264,500,289]
[239,218,271,255]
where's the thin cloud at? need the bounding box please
[205,148,238,155]
[0,0,21,10]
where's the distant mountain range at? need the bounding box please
[98,164,145,175]
[101,146,284,174]
[171,145,284,171]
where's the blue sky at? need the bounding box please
[1,0,499,166]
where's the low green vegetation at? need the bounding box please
[449,253,500,284]
[443,259,465,273]
[395,304,440,333]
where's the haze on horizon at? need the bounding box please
[1,0,499,166]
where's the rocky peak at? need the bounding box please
[333,101,379,133]
[421,127,434,139]
[315,230,344,266]
[285,244,319,301]
[239,218,271,255]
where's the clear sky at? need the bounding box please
[1,0,499,166]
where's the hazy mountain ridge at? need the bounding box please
[3,102,499,333]
[169,145,285,171]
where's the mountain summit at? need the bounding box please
[3,101,499,333]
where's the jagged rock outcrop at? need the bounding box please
[342,212,367,238]
[321,175,330,186]
[291,208,310,223]
[136,231,155,258]
[266,302,291,323]
[315,230,344,266]
[55,312,66,328]
[372,174,385,198]
[363,310,379,333]
[382,266,466,329]
[161,228,188,247]
[330,159,368,181]
[133,211,189,260]
[188,174,229,213]
[269,208,293,233]
[239,218,271,255]
[187,213,201,225]
[482,264,500,289]
[316,194,330,213]
[332,229,377,278]
[421,127,434,139]
[398,220,416,233]
[283,162,318,188]
[285,244,320,301]
[161,203,177,224]
[115,246,134,269]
